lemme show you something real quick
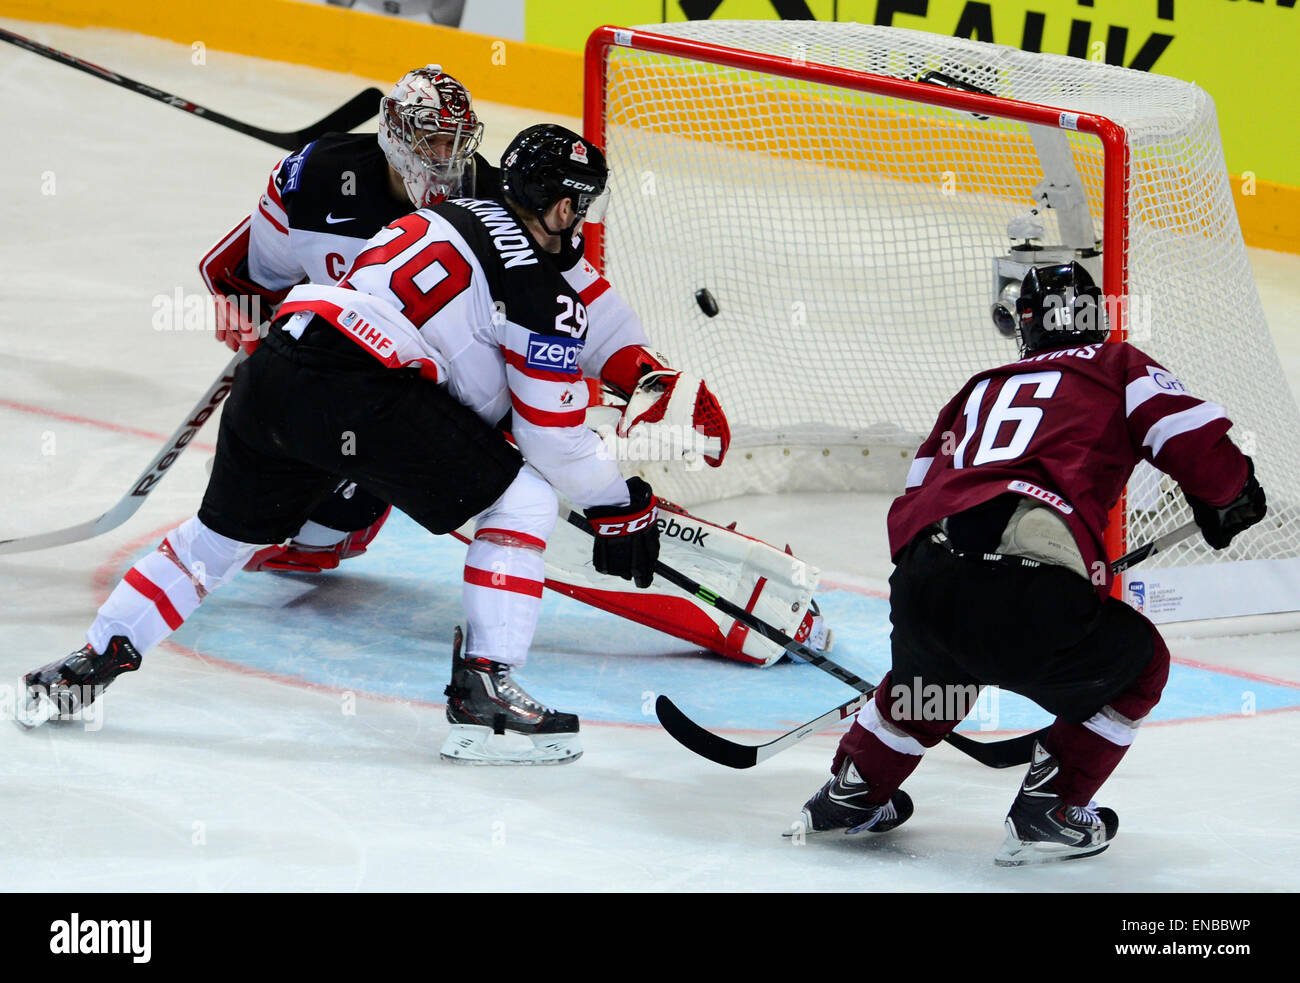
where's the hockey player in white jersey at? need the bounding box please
[25,126,657,763]
[198,65,830,669]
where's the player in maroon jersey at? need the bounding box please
[788,263,1266,864]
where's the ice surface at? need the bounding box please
[1,19,1297,892]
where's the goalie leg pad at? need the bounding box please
[544,502,821,667]
[244,508,394,573]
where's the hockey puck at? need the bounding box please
[695,288,719,318]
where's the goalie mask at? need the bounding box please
[1011,262,1108,357]
[500,124,610,238]
[378,65,483,208]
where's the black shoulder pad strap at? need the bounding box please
[472,154,503,201]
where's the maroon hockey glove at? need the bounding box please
[1185,456,1267,550]
[585,477,660,588]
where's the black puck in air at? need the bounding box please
[695,288,719,318]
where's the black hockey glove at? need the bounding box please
[585,477,660,588]
[1184,457,1267,550]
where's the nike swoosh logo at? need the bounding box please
[324,213,355,224]
[828,782,867,803]
[1024,768,1054,792]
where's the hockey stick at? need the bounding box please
[648,518,1202,769]
[565,511,1024,768]
[0,27,382,150]
[0,353,247,556]
[1111,519,1199,574]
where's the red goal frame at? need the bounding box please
[583,24,1130,568]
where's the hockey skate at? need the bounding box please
[785,757,913,837]
[439,627,582,766]
[18,636,141,729]
[995,741,1119,866]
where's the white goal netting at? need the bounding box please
[593,20,1299,582]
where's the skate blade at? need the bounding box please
[994,827,1112,866]
[12,689,59,731]
[782,809,813,838]
[781,809,860,838]
[439,725,582,766]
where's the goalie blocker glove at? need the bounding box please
[1185,456,1267,550]
[585,477,660,588]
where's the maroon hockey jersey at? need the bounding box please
[887,341,1249,597]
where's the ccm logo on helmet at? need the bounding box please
[595,507,658,537]
[561,178,598,192]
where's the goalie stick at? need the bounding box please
[0,353,247,556]
[0,27,382,150]
[650,519,1201,769]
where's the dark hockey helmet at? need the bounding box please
[501,124,609,237]
[1013,262,1108,356]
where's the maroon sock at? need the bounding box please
[1046,632,1171,805]
[830,672,965,803]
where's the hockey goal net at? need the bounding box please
[584,20,1300,623]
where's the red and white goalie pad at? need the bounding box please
[542,499,821,667]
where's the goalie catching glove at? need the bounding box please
[1185,456,1267,550]
[585,477,660,588]
[601,346,730,467]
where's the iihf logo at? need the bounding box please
[1128,580,1146,613]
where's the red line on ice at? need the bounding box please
[0,397,216,452]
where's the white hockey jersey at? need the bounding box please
[201,134,649,393]
[277,198,631,508]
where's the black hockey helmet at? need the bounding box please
[1011,262,1108,356]
[500,124,608,237]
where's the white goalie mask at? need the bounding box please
[378,65,484,208]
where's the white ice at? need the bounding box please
[0,19,1297,892]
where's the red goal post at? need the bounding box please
[582,23,1131,569]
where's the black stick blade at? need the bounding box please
[289,87,384,148]
[942,726,1047,768]
[655,695,757,769]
